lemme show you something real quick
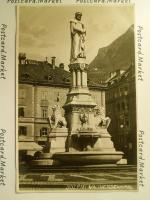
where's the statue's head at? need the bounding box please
[52,104,61,114]
[75,12,82,21]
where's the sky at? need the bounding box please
[19,5,134,70]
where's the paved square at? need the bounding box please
[19,166,137,191]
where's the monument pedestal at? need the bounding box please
[92,128,116,152]
[30,128,68,168]
[49,127,68,153]
[63,62,97,151]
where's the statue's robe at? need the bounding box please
[70,19,86,63]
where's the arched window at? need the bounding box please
[40,127,48,137]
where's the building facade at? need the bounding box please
[105,66,137,164]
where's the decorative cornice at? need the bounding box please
[69,63,89,72]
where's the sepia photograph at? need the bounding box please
[17,5,137,191]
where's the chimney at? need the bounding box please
[51,56,56,69]
[18,53,26,65]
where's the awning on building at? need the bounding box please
[19,141,43,151]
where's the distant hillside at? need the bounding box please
[88,25,135,82]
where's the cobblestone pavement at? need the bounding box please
[19,166,137,191]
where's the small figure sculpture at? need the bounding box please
[70,12,86,63]
[80,113,88,127]
[94,106,111,129]
[48,105,67,129]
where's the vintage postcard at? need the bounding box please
[17,5,137,192]
[0,0,150,199]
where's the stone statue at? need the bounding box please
[94,106,111,129]
[48,105,67,129]
[70,12,86,63]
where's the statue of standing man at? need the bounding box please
[70,12,86,63]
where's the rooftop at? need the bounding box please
[19,62,107,90]
[106,65,135,87]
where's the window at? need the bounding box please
[124,87,128,96]
[117,103,120,112]
[128,142,133,150]
[114,92,117,98]
[66,78,70,83]
[19,126,27,136]
[121,102,125,111]
[119,88,123,96]
[41,107,48,118]
[125,116,130,128]
[18,107,24,117]
[40,127,48,137]
[126,103,129,110]
[41,91,48,100]
[48,75,53,81]
[19,89,26,99]
[125,120,129,128]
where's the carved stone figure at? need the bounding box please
[70,12,86,63]
[80,113,88,127]
[48,105,67,129]
[94,106,111,129]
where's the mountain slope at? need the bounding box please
[88,25,135,82]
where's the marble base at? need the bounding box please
[92,128,116,152]
[48,127,68,153]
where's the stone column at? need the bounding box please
[81,71,87,87]
[72,70,76,87]
[77,70,81,87]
